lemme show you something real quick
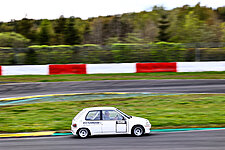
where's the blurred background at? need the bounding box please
[1,4,225,65]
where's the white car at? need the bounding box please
[71,107,151,138]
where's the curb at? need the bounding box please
[1,127,225,138]
[0,92,128,102]
[0,131,56,138]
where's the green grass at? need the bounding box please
[0,71,225,83]
[1,94,225,133]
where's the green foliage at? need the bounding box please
[25,48,37,64]
[0,5,225,45]
[217,6,225,21]
[54,15,67,45]
[64,17,81,45]
[2,43,225,65]
[0,32,30,48]
[16,18,35,41]
[183,11,205,43]
[221,23,225,42]
[38,19,54,45]
[157,14,170,41]
[123,33,144,43]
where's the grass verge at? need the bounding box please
[1,94,225,133]
[0,71,225,83]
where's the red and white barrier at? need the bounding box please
[0,62,225,75]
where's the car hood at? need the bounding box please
[129,116,148,122]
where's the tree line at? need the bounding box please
[0,3,225,47]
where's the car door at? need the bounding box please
[84,110,102,133]
[101,110,127,133]
[101,110,117,133]
[115,111,127,133]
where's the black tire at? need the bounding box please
[132,126,144,137]
[77,128,89,138]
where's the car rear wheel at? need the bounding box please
[132,126,144,137]
[78,128,89,138]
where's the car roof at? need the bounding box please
[83,107,117,111]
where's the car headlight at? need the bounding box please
[145,120,151,127]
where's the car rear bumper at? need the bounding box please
[71,125,78,135]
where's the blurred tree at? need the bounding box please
[193,3,210,21]
[101,16,123,44]
[83,22,91,44]
[38,19,54,45]
[90,18,104,44]
[133,12,158,42]
[0,4,224,45]
[74,18,86,44]
[15,18,32,38]
[183,11,204,43]
[119,17,133,41]
[168,9,185,42]
[182,10,223,43]
[216,7,225,21]
[0,21,15,32]
[64,17,81,45]
[157,13,170,42]
[221,23,225,42]
[124,33,144,43]
[54,15,66,44]
[0,32,30,47]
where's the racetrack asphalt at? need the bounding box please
[1,79,225,149]
[0,79,225,99]
[1,130,225,150]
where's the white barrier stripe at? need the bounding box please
[2,65,49,75]
[177,62,225,72]
[86,63,136,74]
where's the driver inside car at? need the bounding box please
[103,111,111,120]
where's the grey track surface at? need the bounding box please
[1,79,225,149]
[1,130,225,150]
[0,79,225,99]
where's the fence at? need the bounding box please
[0,43,225,65]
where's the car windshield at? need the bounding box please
[116,109,132,119]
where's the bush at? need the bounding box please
[0,32,30,48]
[0,43,224,65]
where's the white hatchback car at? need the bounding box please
[71,107,151,138]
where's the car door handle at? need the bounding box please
[116,120,126,124]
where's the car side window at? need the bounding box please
[102,110,124,120]
[85,110,101,120]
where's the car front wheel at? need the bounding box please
[132,126,144,137]
[78,128,89,138]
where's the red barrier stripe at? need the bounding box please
[136,62,177,73]
[0,66,1,75]
[49,64,86,75]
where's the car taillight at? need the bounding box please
[72,124,77,127]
